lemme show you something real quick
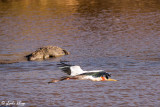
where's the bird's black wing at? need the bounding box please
[57,61,73,75]
[79,71,111,79]
[94,72,111,79]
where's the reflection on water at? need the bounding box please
[0,0,160,106]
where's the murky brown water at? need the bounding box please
[0,0,160,106]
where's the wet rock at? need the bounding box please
[26,46,70,61]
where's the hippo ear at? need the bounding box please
[63,50,70,55]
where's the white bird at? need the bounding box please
[48,61,117,83]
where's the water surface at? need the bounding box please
[0,0,160,106]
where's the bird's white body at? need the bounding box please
[80,75,102,81]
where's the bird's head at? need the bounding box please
[105,72,111,79]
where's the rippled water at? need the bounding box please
[0,0,160,106]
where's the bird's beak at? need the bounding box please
[107,78,117,81]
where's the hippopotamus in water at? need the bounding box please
[26,46,70,61]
